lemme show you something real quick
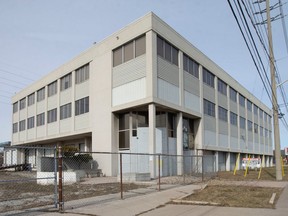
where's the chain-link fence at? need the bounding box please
[0,146,58,214]
[0,146,216,214]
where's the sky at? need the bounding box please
[0,0,287,149]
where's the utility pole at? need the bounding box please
[266,0,282,180]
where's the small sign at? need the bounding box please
[242,158,261,169]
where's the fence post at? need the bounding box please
[54,146,58,208]
[201,156,204,182]
[183,155,185,184]
[120,153,123,199]
[58,146,63,212]
[158,154,161,191]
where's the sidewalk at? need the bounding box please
[5,181,288,216]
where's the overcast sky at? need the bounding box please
[0,0,287,149]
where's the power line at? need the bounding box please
[0,82,23,89]
[229,0,273,104]
[0,76,28,87]
[0,68,35,82]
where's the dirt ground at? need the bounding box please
[180,166,288,208]
[0,171,150,213]
[1,167,287,212]
[183,185,283,208]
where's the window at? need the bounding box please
[132,112,148,136]
[254,105,258,115]
[203,68,215,88]
[119,113,130,149]
[183,118,195,150]
[259,109,263,119]
[27,116,35,129]
[113,35,146,67]
[13,102,18,113]
[28,93,35,106]
[20,98,26,110]
[37,87,45,102]
[37,113,45,126]
[168,113,176,137]
[156,112,166,127]
[248,120,253,132]
[124,41,133,62]
[218,106,228,122]
[218,79,227,95]
[230,112,238,126]
[183,54,199,78]
[247,100,252,111]
[254,123,258,133]
[47,108,57,123]
[230,87,237,102]
[75,96,89,116]
[240,117,246,129]
[75,64,89,84]
[135,36,146,57]
[113,47,122,67]
[13,122,18,133]
[239,94,245,107]
[260,126,264,136]
[60,103,72,120]
[19,120,26,131]
[157,36,178,66]
[48,81,57,97]
[204,99,215,117]
[265,128,269,137]
[60,73,72,91]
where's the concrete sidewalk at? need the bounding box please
[4,181,288,216]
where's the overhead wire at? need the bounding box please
[228,0,288,133]
[241,0,288,130]
[230,0,273,104]
[239,0,273,99]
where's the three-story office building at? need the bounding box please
[10,12,273,176]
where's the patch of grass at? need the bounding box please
[183,185,283,208]
[217,166,288,181]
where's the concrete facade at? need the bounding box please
[10,12,273,176]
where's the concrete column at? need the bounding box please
[176,112,183,175]
[226,152,231,171]
[215,151,219,172]
[149,104,156,178]
[146,31,157,99]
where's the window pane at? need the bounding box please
[119,113,129,130]
[183,54,189,72]
[28,93,35,106]
[13,102,18,113]
[124,41,133,62]
[119,131,130,149]
[20,98,26,110]
[239,94,245,107]
[164,42,171,62]
[113,47,122,67]
[171,46,178,65]
[218,79,227,96]
[204,99,215,117]
[203,68,215,88]
[48,81,57,97]
[156,112,166,127]
[60,73,72,91]
[75,64,89,84]
[157,37,164,57]
[230,87,237,102]
[135,36,146,57]
[37,88,45,102]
